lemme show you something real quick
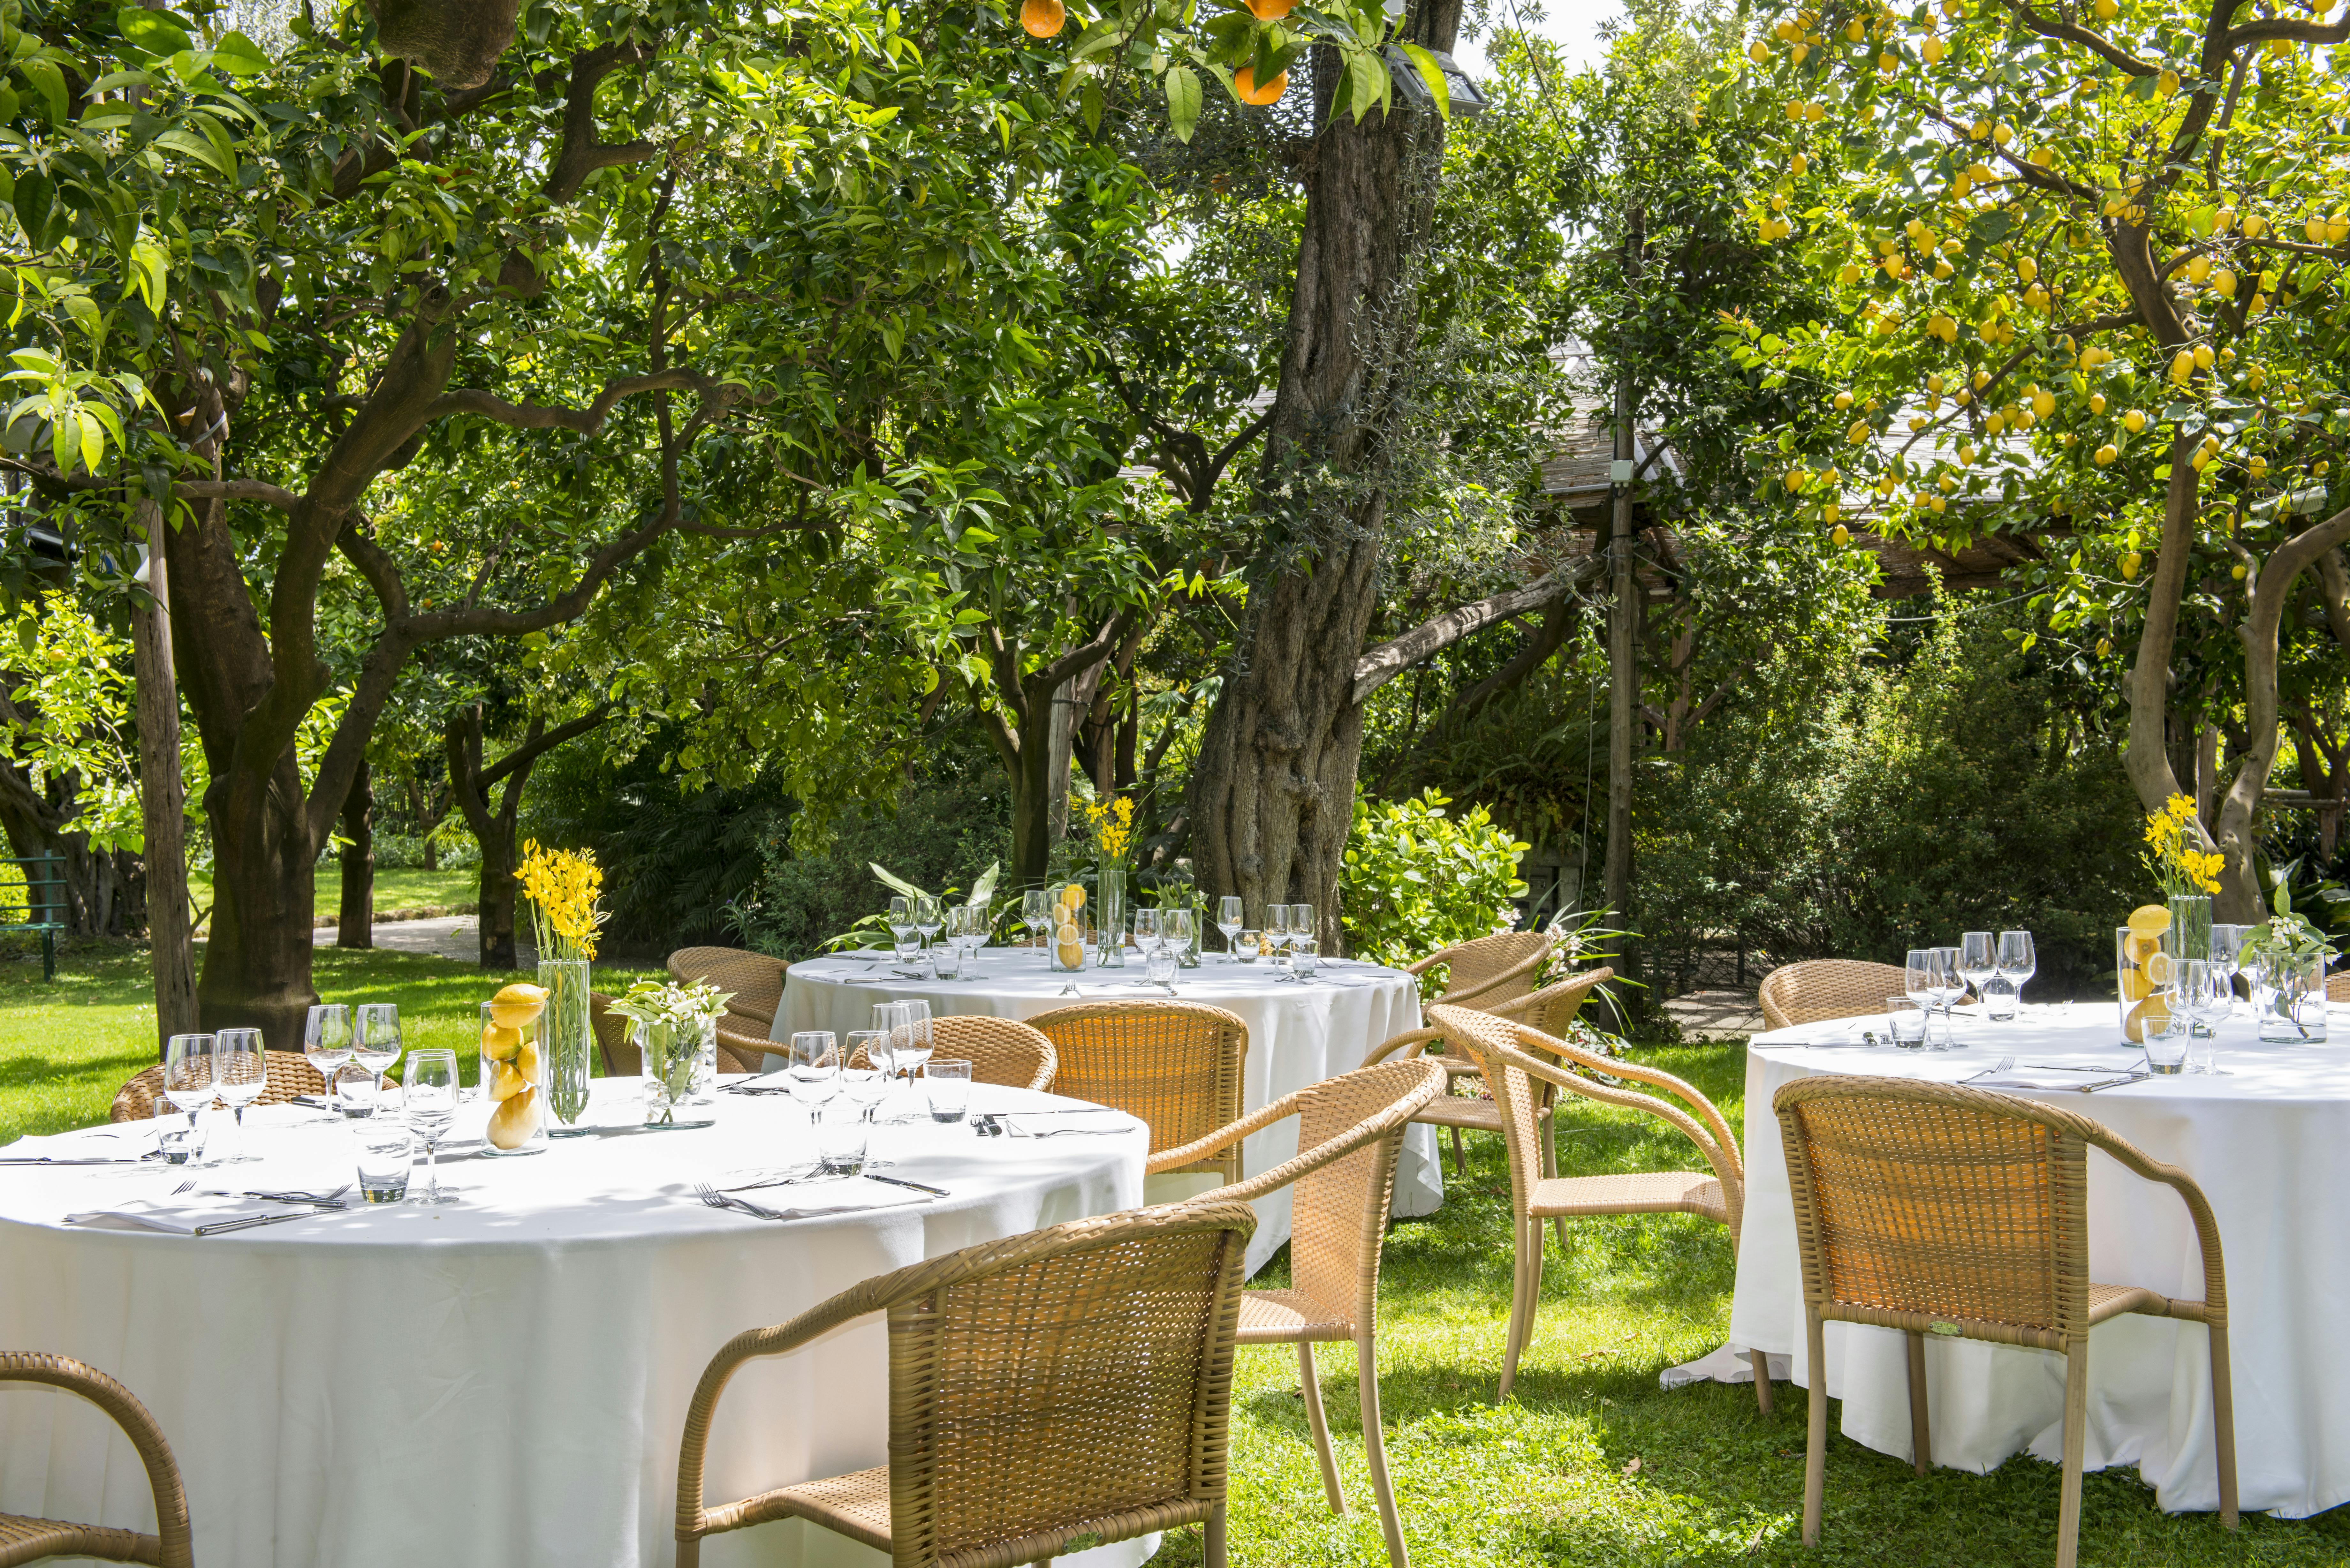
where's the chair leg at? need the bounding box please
[1296,1341,1346,1513]
[1905,1330,1932,1475]
[1749,1347,1774,1417]
[1357,1333,1409,1567]
[1204,1501,1227,1568]
[1802,1309,1827,1547]
[1449,1125,1465,1176]
[2209,1321,2239,1529]
[1500,1216,1542,1401]
[2056,1337,2089,1568]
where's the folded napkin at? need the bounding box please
[1001,1111,1136,1138]
[64,1195,298,1234]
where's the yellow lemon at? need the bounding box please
[488,1087,542,1149]
[481,1022,524,1062]
[2127,904,2172,939]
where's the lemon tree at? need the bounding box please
[1723,0,2350,920]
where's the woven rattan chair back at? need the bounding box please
[588,991,639,1077]
[1408,929,1555,1012]
[1024,1001,1249,1180]
[1757,959,1912,1031]
[675,1203,1255,1568]
[665,946,786,1029]
[1,1352,194,1567]
[850,1015,1057,1092]
[109,1050,323,1124]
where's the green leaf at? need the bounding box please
[1400,41,1448,118]
[1164,64,1202,143]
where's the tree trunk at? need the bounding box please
[1187,1,1463,947]
[337,755,375,948]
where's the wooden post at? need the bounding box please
[1603,208,1644,954]
[128,500,198,1054]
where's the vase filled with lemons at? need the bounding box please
[518,841,607,1137]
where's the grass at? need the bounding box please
[0,938,659,1142]
[186,864,480,923]
[5,954,2346,1563]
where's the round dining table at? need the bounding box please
[0,1079,1148,1568]
[775,944,1437,1274]
[1719,999,2350,1519]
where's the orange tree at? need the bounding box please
[1722,0,2350,919]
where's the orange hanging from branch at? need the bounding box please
[1020,0,1066,37]
[1234,64,1288,104]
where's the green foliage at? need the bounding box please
[1340,787,1529,967]
[1640,597,2141,994]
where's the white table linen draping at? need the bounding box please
[775,947,1437,1274]
[1718,1001,2350,1518]
[0,1080,1148,1568]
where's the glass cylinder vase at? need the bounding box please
[1095,867,1126,968]
[2256,954,2328,1043]
[640,1016,718,1127]
[539,956,595,1137]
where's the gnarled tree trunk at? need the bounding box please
[1186,1,1463,948]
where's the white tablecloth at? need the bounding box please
[1723,1001,2350,1518]
[0,1081,1147,1567]
[777,947,1436,1274]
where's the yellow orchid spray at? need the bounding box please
[2142,795,2223,898]
[517,840,608,961]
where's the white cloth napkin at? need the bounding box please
[1001,1111,1135,1138]
[64,1195,291,1233]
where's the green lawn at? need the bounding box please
[4,952,2345,1563]
[186,864,480,924]
[0,939,659,1142]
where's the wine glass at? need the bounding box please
[352,1003,401,1103]
[785,1031,839,1125]
[1957,931,1997,1006]
[1265,905,1292,979]
[304,1004,353,1112]
[1996,930,2037,1008]
[1217,895,1244,960]
[914,893,944,957]
[162,1033,217,1165]
[214,1027,268,1164]
[402,1048,461,1206]
[887,895,918,964]
[1022,889,1051,952]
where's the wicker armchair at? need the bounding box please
[588,991,638,1077]
[1757,960,1912,1031]
[1428,1004,1770,1410]
[851,1015,1057,1092]
[1774,1076,2236,1568]
[1025,1002,1249,1192]
[1157,1059,1446,1565]
[1405,929,1555,1013]
[110,1050,323,1123]
[674,1202,1256,1568]
[1365,968,1615,1181]
[1,1352,193,1567]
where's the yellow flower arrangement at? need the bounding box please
[2142,794,2222,897]
[517,840,607,961]
[1084,795,1136,869]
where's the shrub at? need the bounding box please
[1341,787,1529,967]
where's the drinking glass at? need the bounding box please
[1217,895,1244,960]
[352,1003,402,1102]
[786,1031,839,1123]
[354,1125,413,1204]
[1133,908,1162,954]
[214,1027,267,1163]
[1885,997,1926,1050]
[1265,905,1292,978]
[304,1004,353,1111]
[1022,889,1052,951]
[914,893,944,955]
[1996,930,2037,1006]
[162,1033,218,1165]
[1958,931,1997,1005]
[926,1059,972,1124]
[402,1048,461,1206]
[816,1104,867,1178]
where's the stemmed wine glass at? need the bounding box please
[162,1033,217,1166]
[1217,896,1244,961]
[1266,905,1292,979]
[1022,890,1052,953]
[352,1003,401,1105]
[304,1004,353,1113]
[214,1027,268,1164]
[1957,931,1997,1008]
[1996,930,2037,1010]
[402,1048,461,1206]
